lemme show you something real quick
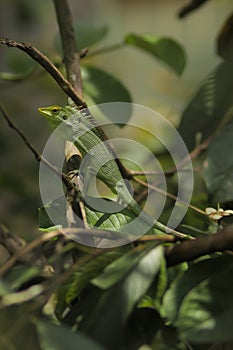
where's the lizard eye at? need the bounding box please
[62,115,68,120]
[52,107,59,112]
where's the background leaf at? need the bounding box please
[92,243,161,290]
[0,70,35,81]
[71,244,163,349]
[178,60,233,151]
[0,50,37,82]
[56,249,131,319]
[176,261,233,343]
[82,66,132,125]
[5,49,36,72]
[124,34,186,75]
[163,255,233,323]
[204,119,233,202]
[74,21,108,50]
[55,20,108,51]
[36,321,105,350]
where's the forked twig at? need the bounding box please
[0,37,86,108]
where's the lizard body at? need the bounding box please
[38,104,183,237]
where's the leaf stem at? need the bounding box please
[133,176,206,216]
[87,42,125,58]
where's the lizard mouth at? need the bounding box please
[38,108,55,121]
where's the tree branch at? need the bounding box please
[0,37,86,108]
[53,0,83,96]
[2,224,233,275]
[165,225,233,267]
[52,1,86,227]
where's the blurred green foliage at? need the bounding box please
[0,2,233,349]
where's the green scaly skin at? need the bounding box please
[38,104,186,238]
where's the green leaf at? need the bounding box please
[84,197,138,230]
[82,66,132,125]
[39,196,159,237]
[178,60,233,151]
[55,20,108,52]
[57,250,127,318]
[152,257,167,309]
[84,244,163,348]
[176,261,233,343]
[163,255,233,323]
[92,244,161,290]
[137,258,167,312]
[36,321,105,350]
[204,119,233,202]
[65,250,122,304]
[85,195,164,237]
[124,34,186,75]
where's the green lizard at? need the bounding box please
[38,104,185,238]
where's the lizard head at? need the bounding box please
[38,105,73,128]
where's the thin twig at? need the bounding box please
[130,167,201,176]
[53,0,83,96]
[0,224,176,276]
[87,42,124,58]
[0,230,63,276]
[0,227,118,276]
[2,224,233,276]
[178,0,209,19]
[133,176,206,215]
[128,137,211,210]
[39,248,108,307]
[189,137,211,161]
[0,228,101,276]
[129,138,212,215]
[0,225,25,256]
[0,104,73,190]
[0,37,86,108]
[0,104,40,162]
[137,235,175,242]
